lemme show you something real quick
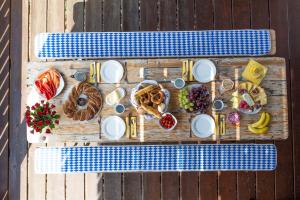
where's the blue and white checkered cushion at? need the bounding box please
[35,30,272,59]
[35,144,277,173]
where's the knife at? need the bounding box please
[89,62,96,83]
[96,62,101,83]
[214,113,219,136]
[222,114,226,135]
[125,116,131,138]
[189,60,194,81]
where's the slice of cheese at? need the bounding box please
[246,82,254,91]
[230,97,239,102]
[232,101,239,109]
[260,97,267,105]
[232,91,239,97]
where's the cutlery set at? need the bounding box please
[215,113,226,136]
[182,60,194,81]
[89,62,101,84]
[125,115,137,139]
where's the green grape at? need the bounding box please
[179,88,192,110]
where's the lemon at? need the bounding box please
[250,65,263,78]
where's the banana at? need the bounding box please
[248,125,269,134]
[257,112,271,128]
[250,112,266,128]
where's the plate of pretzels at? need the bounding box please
[130,80,170,120]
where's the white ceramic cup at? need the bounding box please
[212,99,226,111]
[114,104,126,114]
[171,78,186,89]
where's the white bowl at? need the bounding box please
[158,113,177,131]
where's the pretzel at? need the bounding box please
[150,91,164,105]
[134,85,160,98]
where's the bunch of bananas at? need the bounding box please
[248,112,271,134]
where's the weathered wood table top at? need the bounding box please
[26,57,288,143]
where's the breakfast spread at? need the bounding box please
[28,57,284,142]
[62,82,102,121]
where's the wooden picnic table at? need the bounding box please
[26,57,288,143]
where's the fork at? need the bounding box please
[220,115,226,135]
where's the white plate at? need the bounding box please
[101,116,126,140]
[192,59,217,83]
[238,107,262,115]
[105,87,126,106]
[34,72,65,99]
[101,60,124,83]
[191,114,215,138]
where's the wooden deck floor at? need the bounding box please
[2,0,300,199]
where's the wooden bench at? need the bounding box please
[34,30,276,59]
[35,144,277,173]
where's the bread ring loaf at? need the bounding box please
[63,82,102,121]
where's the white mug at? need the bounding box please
[212,99,226,111]
[171,78,186,89]
[114,104,126,114]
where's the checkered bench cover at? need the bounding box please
[35,144,277,173]
[35,30,272,59]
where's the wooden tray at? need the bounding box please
[26,57,288,143]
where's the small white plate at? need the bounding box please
[238,107,262,115]
[192,59,217,83]
[101,60,124,83]
[105,87,126,106]
[191,114,215,138]
[101,116,126,140]
[34,72,65,99]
